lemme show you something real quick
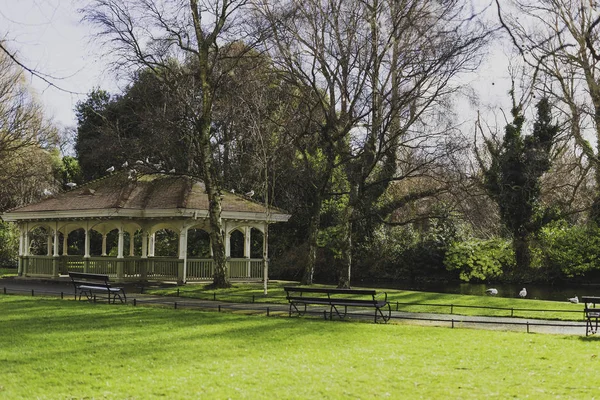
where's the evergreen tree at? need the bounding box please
[482,97,558,276]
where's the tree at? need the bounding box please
[0,43,60,210]
[82,0,255,288]
[255,0,488,287]
[478,97,558,275]
[496,0,600,223]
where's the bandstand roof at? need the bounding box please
[1,173,290,223]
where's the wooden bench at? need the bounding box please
[284,286,391,323]
[69,272,126,304]
[583,296,600,336]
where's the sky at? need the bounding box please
[0,0,118,128]
[0,0,513,133]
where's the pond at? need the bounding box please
[360,280,600,302]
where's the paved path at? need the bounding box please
[0,278,589,336]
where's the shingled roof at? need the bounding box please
[2,173,289,222]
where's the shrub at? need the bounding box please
[535,222,600,280]
[0,221,18,268]
[444,238,513,282]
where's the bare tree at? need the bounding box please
[254,0,488,287]
[0,45,60,212]
[81,0,253,288]
[496,0,600,222]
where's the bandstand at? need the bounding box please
[1,173,290,284]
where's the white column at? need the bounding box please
[117,227,124,259]
[178,228,188,259]
[244,227,251,258]
[53,229,60,257]
[101,234,107,256]
[62,230,68,255]
[129,231,135,256]
[141,231,148,258]
[84,226,90,258]
[47,235,52,256]
[179,227,188,283]
[149,233,155,257]
[224,230,231,258]
[18,229,24,256]
[23,229,30,256]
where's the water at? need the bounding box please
[361,280,600,302]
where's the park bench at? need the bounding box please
[68,272,126,304]
[284,286,391,323]
[583,296,600,336]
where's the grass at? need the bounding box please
[147,281,585,321]
[0,267,17,278]
[1,294,599,399]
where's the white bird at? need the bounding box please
[106,166,115,173]
[485,288,498,296]
[169,168,176,173]
[519,288,527,298]
[136,160,144,165]
[42,189,52,196]
[245,190,254,198]
[66,182,77,188]
[230,189,235,194]
[121,161,128,168]
[568,296,579,304]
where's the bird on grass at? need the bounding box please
[568,296,579,304]
[519,288,527,298]
[485,288,498,296]
[42,189,53,196]
[106,166,115,173]
[245,190,254,198]
[66,182,77,188]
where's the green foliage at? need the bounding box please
[58,156,83,185]
[0,221,18,267]
[444,238,514,282]
[481,97,558,270]
[535,222,600,279]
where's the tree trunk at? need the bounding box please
[302,199,321,285]
[512,232,531,279]
[337,212,352,289]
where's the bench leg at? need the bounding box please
[329,305,347,320]
[289,302,306,317]
[375,304,391,324]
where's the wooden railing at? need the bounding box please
[186,259,214,281]
[21,256,265,282]
[23,256,54,276]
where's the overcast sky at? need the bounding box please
[0,0,118,127]
[1,0,512,133]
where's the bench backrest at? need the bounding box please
[68,272,111,284]
[581,296,600,307]
[284,287,376,296]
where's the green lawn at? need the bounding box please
[0,267,17,278]
[148,282,584,321]
[1,295,598,399]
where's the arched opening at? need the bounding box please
[187,229,211,258]
[251,228,264,258]
[154,229,178,257]
[28,226,51,256]
[230,230,244,258]
[67,228,85,256]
